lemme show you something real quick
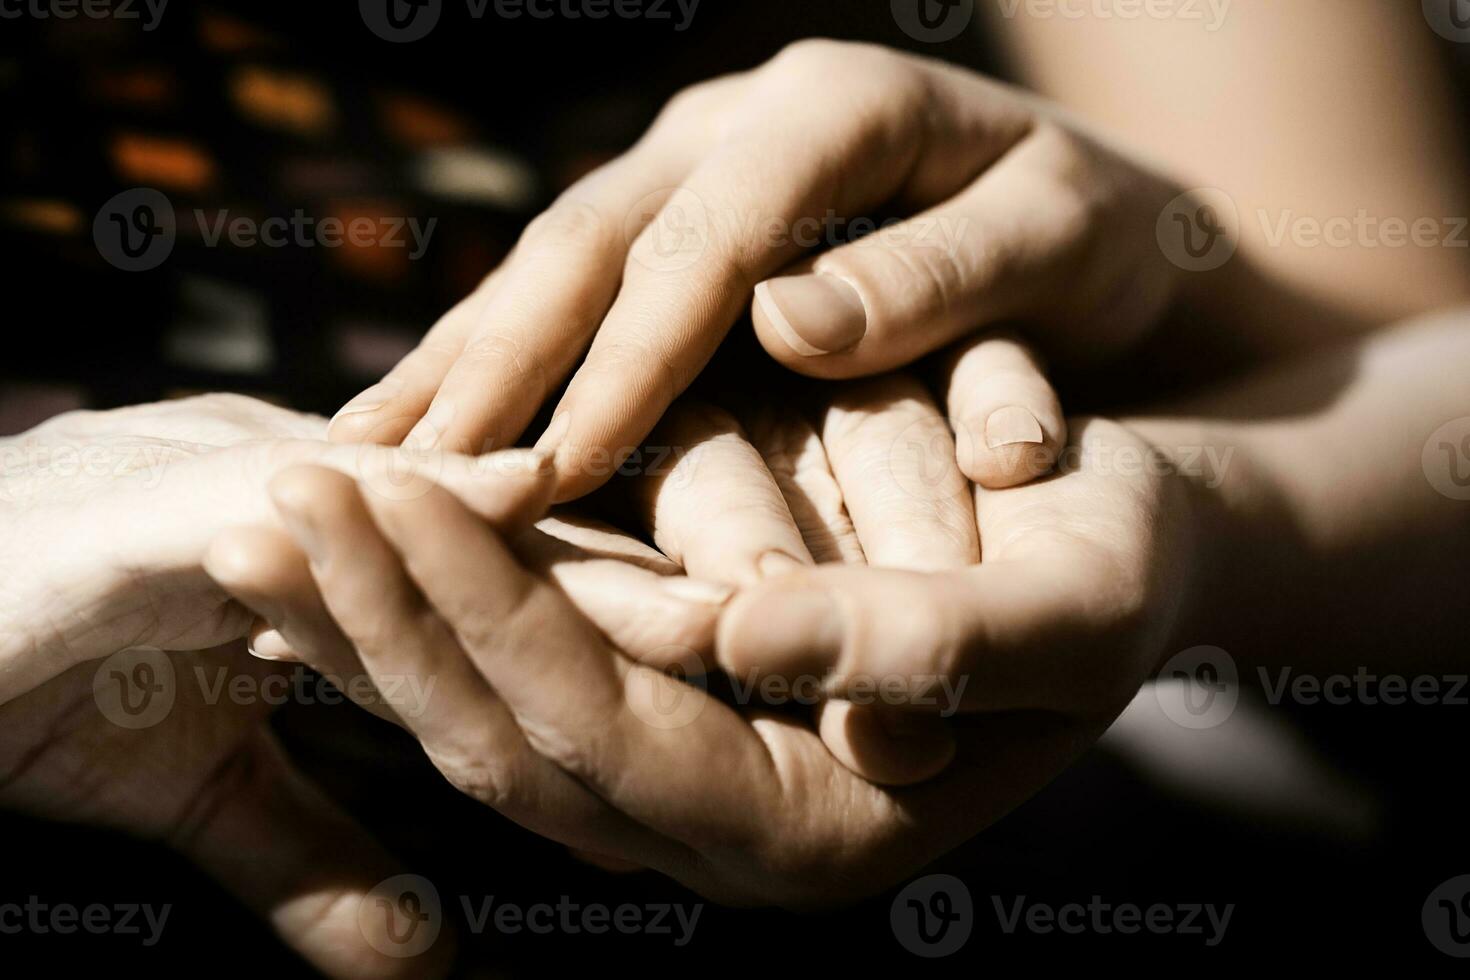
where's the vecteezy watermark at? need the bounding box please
[1423,417,1470,501]
[1424,0,1470,44]
[1424,875,1470,958]
[0,897,171,946]
[93,648,439,729]
[1258,667,1469,707]
[358,875,702,958]
[1257,209,1470,251]
[892,874,974,957]
[892,0,975,44]
[992,896,1234,946]
[992,0,1230,31]
[0,438,175,502]
[0,0,167,30]
[93,188,438,272]
[1153,646,1239,729]
[626,663,972,733]
[360,0,699,43]
[461,895,702,945]
[622,189,972,275]
[1157,188,1239,273]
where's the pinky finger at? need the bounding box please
[943,333,1065,489]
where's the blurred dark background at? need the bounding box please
[1,2,1464,975]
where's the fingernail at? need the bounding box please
[535,412,571,455]
[985,406,1044,449]
[405,400,456,452]
[333,379,402,420]
[491,449,555,478]
[754,274,867,356]
[660,576,735,606]
[248,629,296,662]
[758,551,808,580]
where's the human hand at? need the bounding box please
[205,407,1199,907]
[323,39,1194,499]
[0,393,555,703]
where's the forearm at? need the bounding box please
[1126,310,1470,675]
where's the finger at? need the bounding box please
[815,700,956,787]
[943,333,1065,489]
[351,78,729,455]
[265,466,693,867]
[530,52,1017,502]
[749,123,1115,379]
[514,521,730,668]
[206,526,400,725]
[717,420,1163,715]
[818,375,979,571]
[328,275,498,445]
[735,403,865,565]
[361,479,790,854]
[631,402,813,587]
[171,727,457,980]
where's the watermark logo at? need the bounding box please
[1423,417,1470,500]
[0,0,169,30]
[624,646,709,731]
[994,896,1233,945]
[1424,0,1470,44]
[1154,645,1238,729]
[93,647,176,730]
[361,874,444,959]
[462,895,702,944]
[891,874,974,957]
[992,0,1230,32]
[892,0,975,43]
[1157,188,1238,272]
[94,188,176,272]
[626,187,710,275]
[0,897,170,946]
[361,0,442,42]
[1423,875,1470,957]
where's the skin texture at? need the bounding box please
[216,311,1470,913]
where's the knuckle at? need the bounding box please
[520,199,613,258]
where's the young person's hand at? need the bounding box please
[326,39,1197,499]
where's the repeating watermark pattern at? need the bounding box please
[992,0,1230,32]
[992,896,1234,946]
[892,0,975,44]
[1157,188,1239,273]
[626,663,971,732]
[93,648,438,729]
[462,895,702,945]
[361,0,699,43]
[0,897,170,946]
[358,875,702,957]
[892,874,974,957]
[1423,417,1470,500]
[1424,875,1470,958]
[93,188,438,272]
[0,439,175,501]
[1424,0,1470,44]
[1153,645,1239,729]
[361,875,444,959]
[622,189,972,276]
[1259,667,1468,707]
[94,188,176,272]
[0,0,167,30]
[93,647,177,730]
[1258,209,1469,251]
